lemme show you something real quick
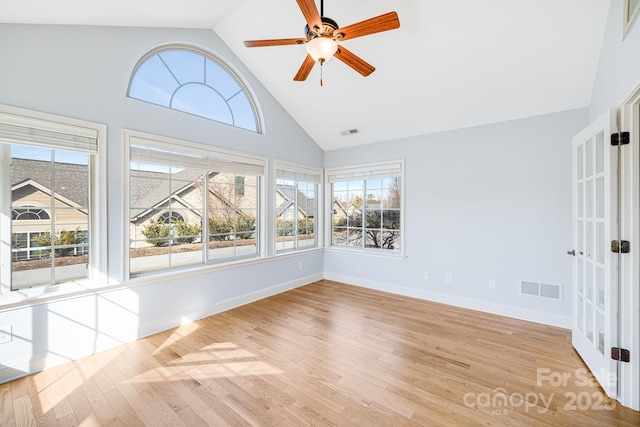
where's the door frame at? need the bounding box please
[616,74,640,411]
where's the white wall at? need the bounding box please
[0,24,324,383]
[590,0,640,119]
[324,108,589,328]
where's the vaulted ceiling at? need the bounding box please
[1,0,611,151]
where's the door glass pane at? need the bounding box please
[596,177,604,218]
[586,138,593,177]
[586,303,594,343]
[586,262,594,301]
[596,222,605,264]
[578,295,584,332]
[578,220,584,254]
[596,311,605,354]
[596,266,605,309]
[596,132,605,174]
[586,180,593,218]
[586,221,593,259]
[577,144,584,179]
[578,257,584,294]
[578,183,584,217]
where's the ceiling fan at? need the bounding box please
[243,0,400,84]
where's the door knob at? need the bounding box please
[567,250,576,256]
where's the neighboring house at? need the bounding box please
[275,183,315,222]
[129,170,259,247]
[11,159,88,261]
[11,158,265,254]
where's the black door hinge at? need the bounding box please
[611,347,630,362]
[611,132,630,146]
[611,240,630,254]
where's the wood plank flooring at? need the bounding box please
[1,279,639,426]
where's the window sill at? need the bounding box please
[274,247,323,258]
[324,246,407,260]
[0,278,108,312]
[0,250,325,311]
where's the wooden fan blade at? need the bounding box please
[336,11,400,41]
[334,46,375,77]
[294,54,316,81]
[296,0,322,32]
[244,38,306,48]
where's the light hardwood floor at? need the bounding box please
[1,280,639,426]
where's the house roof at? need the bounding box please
[11,158,88,207]
[276,184,315,218]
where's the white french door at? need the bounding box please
[571,109,619,398]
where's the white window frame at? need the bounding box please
[127,44,264,134]
[0,104,107,300]
[624,0,640,38]
[273,160,323,254]
[325,160,405,258]
[123,130,267,280]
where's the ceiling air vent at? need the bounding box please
[340,128,360,136]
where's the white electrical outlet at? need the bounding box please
[0,325,12,344]
[298,261,303,270]
[489,280,497,289]
[445,274,453,283]
[424,271,430,280]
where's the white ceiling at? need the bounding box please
[1,0,611,151]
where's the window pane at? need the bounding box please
[596,132,605,174]
[129,55,177,107]
[586,179,593,218]
[577,144,583,179]
[9,144,91,289]
[228,92,258,132]
[586,138,593,177]
[160,50,205,84]
[205,59,241,98]
[172,85,233,124]
[596,310,605,354]
[128,49,259,133]
[330,168,402,253]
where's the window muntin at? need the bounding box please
[275,163,321,253]
[158,211,185,224]
[12,206,50,220]
[127,132,264,277]
[328,162,403,254]
[128,47,260,133]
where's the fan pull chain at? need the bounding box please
[320,61,324,86]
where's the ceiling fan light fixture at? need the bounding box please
[306,36,338,62]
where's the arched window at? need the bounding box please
[128,46,261,133]
[158,211,185,224]
[12,206,50,220]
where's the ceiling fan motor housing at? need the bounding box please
[305,17,341,40]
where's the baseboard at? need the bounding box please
[136,272,323,339]
[323,272,571,329]
[0,272,322,384]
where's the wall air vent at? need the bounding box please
[520,280,562,301]
[340,128,360,136]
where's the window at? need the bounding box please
[275,162,321,253]
[0,105,104,293]
[158,211,185,224]
[327,161,403,254]
[624,0,640,36]
[12,206,50,220]
[127,131,264,277]
[127,46,261,133]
